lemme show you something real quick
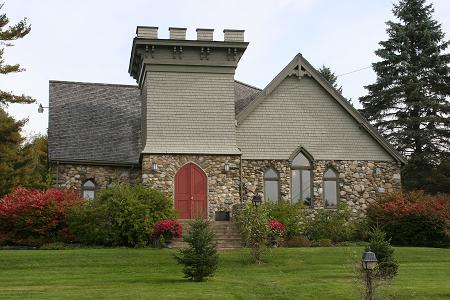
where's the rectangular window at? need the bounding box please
[301,170,311,205]
[264,180,279,202]
[291,169,312,206]
[83,190,95,200]
[324,181,337,208]
[291,170,300,202]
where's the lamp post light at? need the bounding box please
[361,248,378,300]
[38,103,49,113]
[252,194,262,208]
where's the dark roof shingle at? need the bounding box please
[48,80,260,165]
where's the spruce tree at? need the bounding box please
[0,4,34,106]
[360,0,450,190]
[175,218,219,282]
[319,65,343,93]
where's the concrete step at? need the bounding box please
[170,220,243,249]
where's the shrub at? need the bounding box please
[269,219,286,238]
[67,185,176,247]
[153,220,182,241]
[311,239,333,247]
[366,191,450,247]
[284,235,311,247]
[0,187,84,246]
[175,218,218,282]
[305,203,356,242]
[233,203,270,263]
[367,227,398,279]
[264,200,307,239]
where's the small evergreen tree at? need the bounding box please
[368,227,399,279]
[175,218,219,282]
[318,65,343,93]
[359,0,450,192]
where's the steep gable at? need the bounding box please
[236,54,405,163]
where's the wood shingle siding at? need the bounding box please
[237,76,394,161]
[143,72,240,154]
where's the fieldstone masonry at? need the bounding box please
[54,158,401,218]
[242,159,401,216]
[141,154,241,219]
[53,163,140,192]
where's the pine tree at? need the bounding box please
[360,0,450,176]
[175,218,219,282]
[319,65,343,93]
[0,4,34,106]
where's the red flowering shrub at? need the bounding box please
[0,187,84,246]
[152,220,182,240]
[367,192,450,247]
[269,219,286,238]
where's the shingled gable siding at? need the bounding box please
[141,154,241,219]
[53,163,141,192]
[242,159,401,216]
[237,76,394,161]
[143,72,240,155]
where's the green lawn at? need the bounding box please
[0,247,449,299]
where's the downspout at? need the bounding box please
[239,152,243,204]
[56,161,60,188]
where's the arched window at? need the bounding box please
[323,168,339,208]
[81,179,96,200]
[264,168,279,203]
[291,152,313,206]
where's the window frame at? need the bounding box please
[290,151,314,207]
[323,167,339,209]
[81,179,96,200]
[263,167,280,203]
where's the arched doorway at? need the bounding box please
[174,163,207,219]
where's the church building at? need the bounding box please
[48,27,404,219]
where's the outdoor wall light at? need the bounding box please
[151,161,158,173]
[252,194,262,207]
[224,161,230,173]
[38,103,48,113]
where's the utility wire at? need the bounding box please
[336,66,372,77]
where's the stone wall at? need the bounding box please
[142,154,241,218]
[241,159,401,216]
[52,158,401,218]
[52,163,141,194]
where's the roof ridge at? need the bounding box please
[49,80,138,88]
[234,80,262,91]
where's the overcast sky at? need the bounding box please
[2,0,450,137]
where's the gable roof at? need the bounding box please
[236,54,406,164]
[48,80,261,165]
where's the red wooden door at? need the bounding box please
[175,163,207,219]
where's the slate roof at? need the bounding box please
[48,80,261,165]
[234,80,262,114]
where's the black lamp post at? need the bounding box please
[361,248,378,300]
[252,194,262,207]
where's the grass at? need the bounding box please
[0,247,449,299]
